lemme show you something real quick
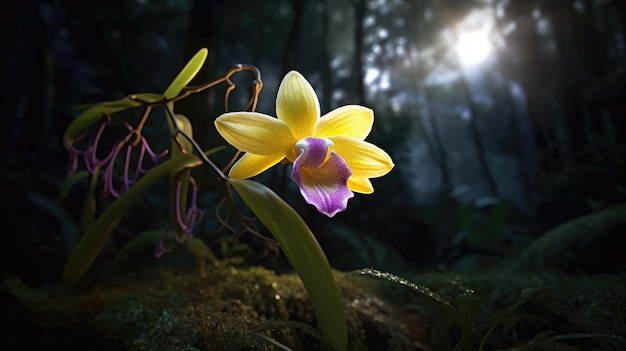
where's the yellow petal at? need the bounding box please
[315,105,373,140]
[276,71,320,139]
[331,136,394,178]
[347,176,374,194]
[215,112,295,155]
[229,152,286,179]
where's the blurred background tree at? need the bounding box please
[1,0,624,286]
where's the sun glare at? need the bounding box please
[455,30,492,66]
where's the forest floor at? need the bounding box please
[1,204,625,351]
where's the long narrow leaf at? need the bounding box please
[345,268,464,327]
[162,48,208,99]
[456,295,482,330]
[63,93,163,145]
[474,288,547,333]
[229,178,347,351]
[62,154,203,286]
[60,170,89,198]
[80,168,100,235]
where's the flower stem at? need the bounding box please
[163,103,228,181]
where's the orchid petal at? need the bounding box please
[347,176,374,194]
[315,105,374,140]
[229,152,286,179]
[292,138,354,217]
[276,71,319,139]
[215,112,295,155]
[331,136,394,178]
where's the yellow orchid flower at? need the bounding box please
[215,70,394,217]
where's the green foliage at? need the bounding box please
[110,229,171,267]
[111,230,217,277]
[62,153,203,286]
[230,179,348,351]
[505,331,624,351]
[346,268,547,351]
[62,48,219,286]
[61,48,348,350]
[162,47,207,99]
[60,170,90,198]
[63,93,164,146]
[456,197,511,249]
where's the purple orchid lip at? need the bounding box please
[294,137,333,169]
[291,137,354,217]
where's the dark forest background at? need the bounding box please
[1,0,625,287]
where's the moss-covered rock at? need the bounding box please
[507,203,626,274]
[368,204,626,350]
[2,204,626,350]
[0,261,424,351]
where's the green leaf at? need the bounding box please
[229,178,347,351]
[62,154,203,286]
[80,169,100,235]
[456,295,482,330]
[474,288,548,351]
[60,170,90,198]
[169,113,194,155]
[63,93,163,146]
[110,229,170,269]
[484,199,510,243]
[345,268,463,327]
[166,112,194,241]
[162,48,208,99]
[474,288,547,333]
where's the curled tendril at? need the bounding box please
[155,175,205,258]
[67,64,279,258]
[129,64,263,178]
[174,176,204,241]
[66,120,117,175]
[154,229,175,258]
[67,120,168,198]
[211,183,280,260]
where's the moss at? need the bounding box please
[362,204,626,350]
[0,260,422,350]
[507,203,626,274]
[2,205,626,350]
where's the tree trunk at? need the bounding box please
[417,86,452,193]
[352,0,366,105]
[178,0,225,151]
[281,0,306,76]
[320,0,332,111]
